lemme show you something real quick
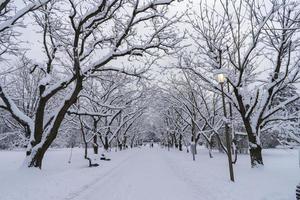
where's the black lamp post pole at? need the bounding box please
[220,82,235,182]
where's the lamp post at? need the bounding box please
[217,73,235,182]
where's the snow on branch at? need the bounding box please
[0,0,50,32]
[67,110,112,117]
[108,108,145,144]
[0,86,33,131]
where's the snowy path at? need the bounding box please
[0,147,298,200]
[67,148,199,200]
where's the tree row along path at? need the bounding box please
[65,148,199,200]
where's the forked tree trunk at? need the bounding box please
[25,128,61,168]
[24,77,83,169]
[81,127,98,167]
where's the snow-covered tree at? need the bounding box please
[0,0,182,168]
[178,0,300,167]
[0,0,50,60]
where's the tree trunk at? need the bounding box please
[24,76,83,169]
[104,136,109,150]
[179,134,182,151]
[93,119,98,154]
[243,118,264,167]
[83,137,93,167]
[191,135,198,154]
[25,128,61,168]
[191,111,197,154]
[26,147,46,168]
[208,142,213,158]
[194,134,201,155]
[174,134,178,148]
[249,145,263,167]
[130,135,135,148]
[93,135,98,154]
[123,137,127,149]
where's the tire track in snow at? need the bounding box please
[161,150,216,200]
[63,151,136,200]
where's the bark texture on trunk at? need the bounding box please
[93,135,98,154]
[249,145,263,167]
[104,136,109,150]
[244,120,264,167]
[26,147,46,168]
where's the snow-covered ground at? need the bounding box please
[0,146,299,200]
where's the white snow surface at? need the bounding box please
[0,147,299,200]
